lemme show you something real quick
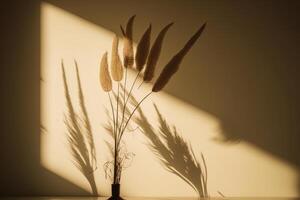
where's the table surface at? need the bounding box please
[1,197,299,200]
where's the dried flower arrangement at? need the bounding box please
[99,15,206,199]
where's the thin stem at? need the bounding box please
[123,67,128,105]
[116,83,120,138]
[119,71,141,135]
[126,71,141,104]
[119,68,128,134]
[118,91,152,145]
[113,144,117,184]
[109,91,117,184]
[108,92,116,138]
[127,71,141,101]
[137,79,144,89]
[113,83,120,184]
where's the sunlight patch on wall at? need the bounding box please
[41,2,298,197]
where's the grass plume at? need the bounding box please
[111,35,124,81]
[99,16,207,197]
[122,15,136,68]
[143,23,173,82]
[125,15,136,40]
[100,52,112,92]
[135,24,152,71]
[152,23,206,92]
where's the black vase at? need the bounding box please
[108,184,124,200]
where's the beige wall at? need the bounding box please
[1,0,300,197]
[0,0,89,196]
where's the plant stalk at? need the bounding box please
[118,91,152,145]
[118,71,141,136]
[113,83,120,184]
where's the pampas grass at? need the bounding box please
[99,15,207,190]
[135,24,152,71]
[123,37,134,68]
[152,23,207,92]
[100,52,112,92]
[120,25,125,36]
[122,15,135,68]
[111,35,123,81]
[143,23,173,82]
[125,15,135,40]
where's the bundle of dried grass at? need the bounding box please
[100,52,112,92]
[98,16,208,198]
[143,23,173,82]
[122,15,135,68]
[135,24,152,71]
[152,23,206,92]
[111,35,123,81]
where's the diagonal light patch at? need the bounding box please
[40,2,298,197]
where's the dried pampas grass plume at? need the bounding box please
[111,35,124,81]
[100,52,112,92]
[143,23,173,82]
[123,37,134,68]
[122,15,136,68]
[152,23,206,92]
[125,15,135,40]
[135,24,152,71]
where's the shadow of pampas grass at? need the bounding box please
[135,104,209,198]
[113,87,209,198]
[62,60,98,195]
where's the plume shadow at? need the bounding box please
[117,85,209,198]
[61,62,98,195]
[135,103,208,198]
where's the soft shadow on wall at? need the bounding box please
[44,0,300,170]
[45,0,300,196]
[0,0,299,197]
[0,0,89,196]
[42,1,298,197]
[45,0,300,195]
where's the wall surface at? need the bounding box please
[0,0,88,196]
[1,0,300,197]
